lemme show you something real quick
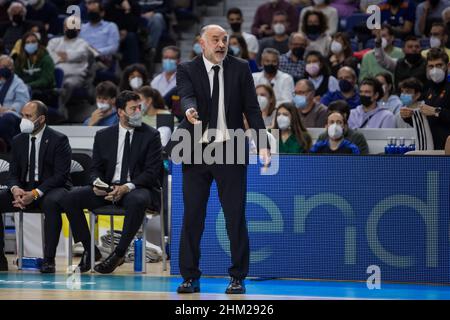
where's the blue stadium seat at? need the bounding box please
[350,38,360,52]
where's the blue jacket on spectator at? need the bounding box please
[321,90,361,110]
[0,74,31,114]
[83,111,119,127]
[310,139,360,154]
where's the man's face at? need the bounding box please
[427,58,448,74]
[227,13,242,26]
[404,40,421,54]
[262,53,278,67]
[380,28,394,46]
[294,81,313,103]
[430,25,447,46]
[337,69,355,87]
[360,84,376,101]
[200,27,228,64]
[289,35,307,51]
[400,87,419,102]
[9,5,24,18]
[327,112,345,128]
[86,0,100,13]
[272,14,287,27]
[163,49,179,63]
[20,103,44,131]
[118,99,142,123]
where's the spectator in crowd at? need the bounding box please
[294,79,328,128]
[300,10,332,57]
[272,102,312,153]
[227,7,259,60]
[321,66,360,109]
[104,0,142,67]
[298,0,338,36]
[415,0,450,37]
[253,48,294,106]
[138,85,170,128]
[119,63,149,91]
[25,0,59,36]
[328,32,358,77]
[359,24,404,82]
[311,110,360,154]
[0,1,44,53]
[228,34,259,73]
[47,16,92,115]
[330,0,359,18]
[139,0,169,51]
[304,50,339,99]
[348,77,396,129]
[9,20,48,55]
[421,22,450,60]
[251,0,298,38]
[0,54,30,149]
[190,35,202,59]
[375,34,427,90]
[418,48,450,150]
[279,32,308,83]
[83,81,119,126]
[257,11,290,65]
[443,7,450,47]
[256,84,277,128]
[396,77,434,150]
[151,46,179,97]
[375,72,402,114]
[0,0,11,23]
[378,0,415,39]
[80,0,120,68]
[317,100,369,154]
[14,31,55,103]
[360,0,384,12]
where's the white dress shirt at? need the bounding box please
[201,55,229,143]
[150,71,177,97]
[252,70,295,107]
[111,124,136,191]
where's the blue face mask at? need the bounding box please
[230,45,240,56]
[400,93,414,106]
[193,43,202,55]
[162,59,177,73]
[24,42,38,55]
[293,95,307,109]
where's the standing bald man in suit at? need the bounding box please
[175,25,270,294]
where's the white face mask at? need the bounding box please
[126,110,143,127]
[272,23,286,35]
[328,123,343,140]
[381,37,388,49]
[129,77,143,90]
[428,67,446,84]
[20,118,36,134]
[277,114,290,130]
[330,40,343,54]
[257,95,269,110]
[430,36,441,49]
[97,102,110,111]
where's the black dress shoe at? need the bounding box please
[94,252,125,274]
[40,258,56,274]
[0,255,7,272]
[177,278,200,294]
[225,278,246,294]
[78,247,102,273]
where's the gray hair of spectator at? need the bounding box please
[338,66,357,80]
[162,46,181,60]
[288,32,307,45]
[261,48,280,60]
[0,55,14,69]
[31,100,48,120]
[200,25,227,39]
[7,1,26,17]
[296,79,315,94]
[442,7,450,21]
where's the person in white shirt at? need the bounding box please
[226,7,259,60]
[252,48,294,107]
[47,16,92,113]
[150,45,179,97]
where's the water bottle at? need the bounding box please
[398,137,408,155]
[408,137,416,152]
[14,257,43,270]
[134,237,143,272]
[389,137,397,155]
[385,137,391,154]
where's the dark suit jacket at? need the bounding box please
[8,126,72,193]
[90,123,163,190]
[168,55,267,157]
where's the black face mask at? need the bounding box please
[12,14,23,24]
[405,53,422,65]
[65,29,78,39]
[263,64,278,75]
[306,25,321,35]
[389,0,402,6]
[292,47,305,59]
[88,11,101,23]
[229,22,241,33]
[360,95,373,107]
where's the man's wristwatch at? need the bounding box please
[31,189,39,201]
[435,107,442,117]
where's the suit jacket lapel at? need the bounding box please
[223,57,231,118]
[21,135,29,183]
[129,128,143,178]
[38,128,50,181]
[110,125,119,179]
[194,56,212,121]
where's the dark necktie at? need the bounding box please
[209,65,220,131]
[120,131,130,184]
[29,137,36,183]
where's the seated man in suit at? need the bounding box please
[60,90,163,274]
[0,100,71,273]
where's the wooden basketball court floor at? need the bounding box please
[1,255,450,300]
